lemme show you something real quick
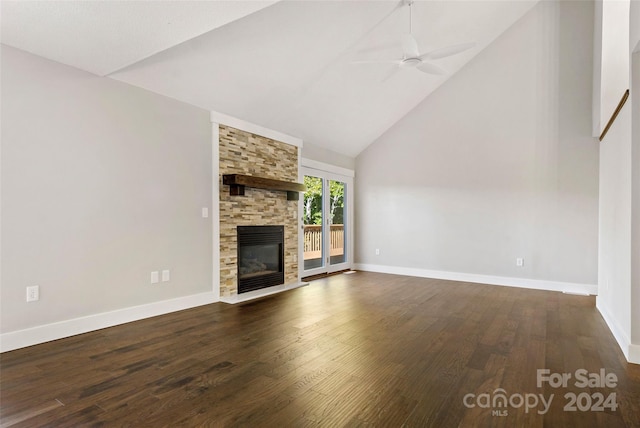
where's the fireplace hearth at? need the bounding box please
[237,225,284,293]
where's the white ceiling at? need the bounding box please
[1,0,538,157]
[0,1,278,76]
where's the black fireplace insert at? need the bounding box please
[237,225,284,293]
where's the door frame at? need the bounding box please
[300,159,354,279]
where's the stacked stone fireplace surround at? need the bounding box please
[218,125,299,298]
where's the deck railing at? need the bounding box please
[303,224,344,260]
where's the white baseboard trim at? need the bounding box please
[353,264,598,295]
[596,299,640,364]
[219,282,308,304]
[0,292,217,353]
[629,344,640,365]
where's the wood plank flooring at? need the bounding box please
[1,271,639,427]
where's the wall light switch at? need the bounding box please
[162,270,170,282]
[202,207,209,218]
[151,271,159,284]
[516,258,524,267]
[375,249,380,256]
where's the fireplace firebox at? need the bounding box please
[237,225,284,293]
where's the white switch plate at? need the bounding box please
[151,271,159,284]
[375,249,380,255]
[516,258,524,267]
[162,270,170,282]
[202,207,209,218]
[26,285,39,302]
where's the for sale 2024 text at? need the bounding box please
[537,368,618,413]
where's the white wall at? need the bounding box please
[302,141,355,170]
[598,0,630,135]
[355,1,598,290]
[630,0,640,351]
[592,0,604,137]
[631,1,640,51]
[597,104,632,350]
[1,46,213,343]
[595,0,640,364]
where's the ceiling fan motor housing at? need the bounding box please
[401,57,422,68]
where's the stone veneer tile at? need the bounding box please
[219,125,299,297]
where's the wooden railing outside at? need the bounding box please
[304,224,344,260]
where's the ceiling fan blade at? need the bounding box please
[401,33,419,58]
[416,62,446,75]
[419,42,476,61]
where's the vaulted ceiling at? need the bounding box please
[1,1,538,157]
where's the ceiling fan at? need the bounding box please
[354,0,476,79]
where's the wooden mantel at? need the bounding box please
[222,174,306,201]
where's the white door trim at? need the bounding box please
[300,163,354,278]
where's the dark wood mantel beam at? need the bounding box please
[222,174,306,201]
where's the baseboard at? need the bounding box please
[353,264,598,295]
[596,298,631,361]
[219,281,308,304]
[629,344,640,364]
[0,292,217,353]
[596,298,640,364]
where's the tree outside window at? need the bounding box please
[303,177,344,225]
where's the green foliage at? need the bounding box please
[303,176,344,225]
[329,180,344,224]
[303,176,322,225]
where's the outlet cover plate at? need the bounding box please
[26,285,40,302]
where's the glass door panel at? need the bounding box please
[301,168,352,277]
[329,180,346,266]
[303,175,324,271]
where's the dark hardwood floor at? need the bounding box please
[1,271,639,427]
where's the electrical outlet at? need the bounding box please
[26,286,39,302]
[375,249,380,256]
[516,258,524,267]
[162,270,170,282]
[151,271,159,284]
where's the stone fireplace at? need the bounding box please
[218,124,300,299]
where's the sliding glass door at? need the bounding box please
[301,167,352,277]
